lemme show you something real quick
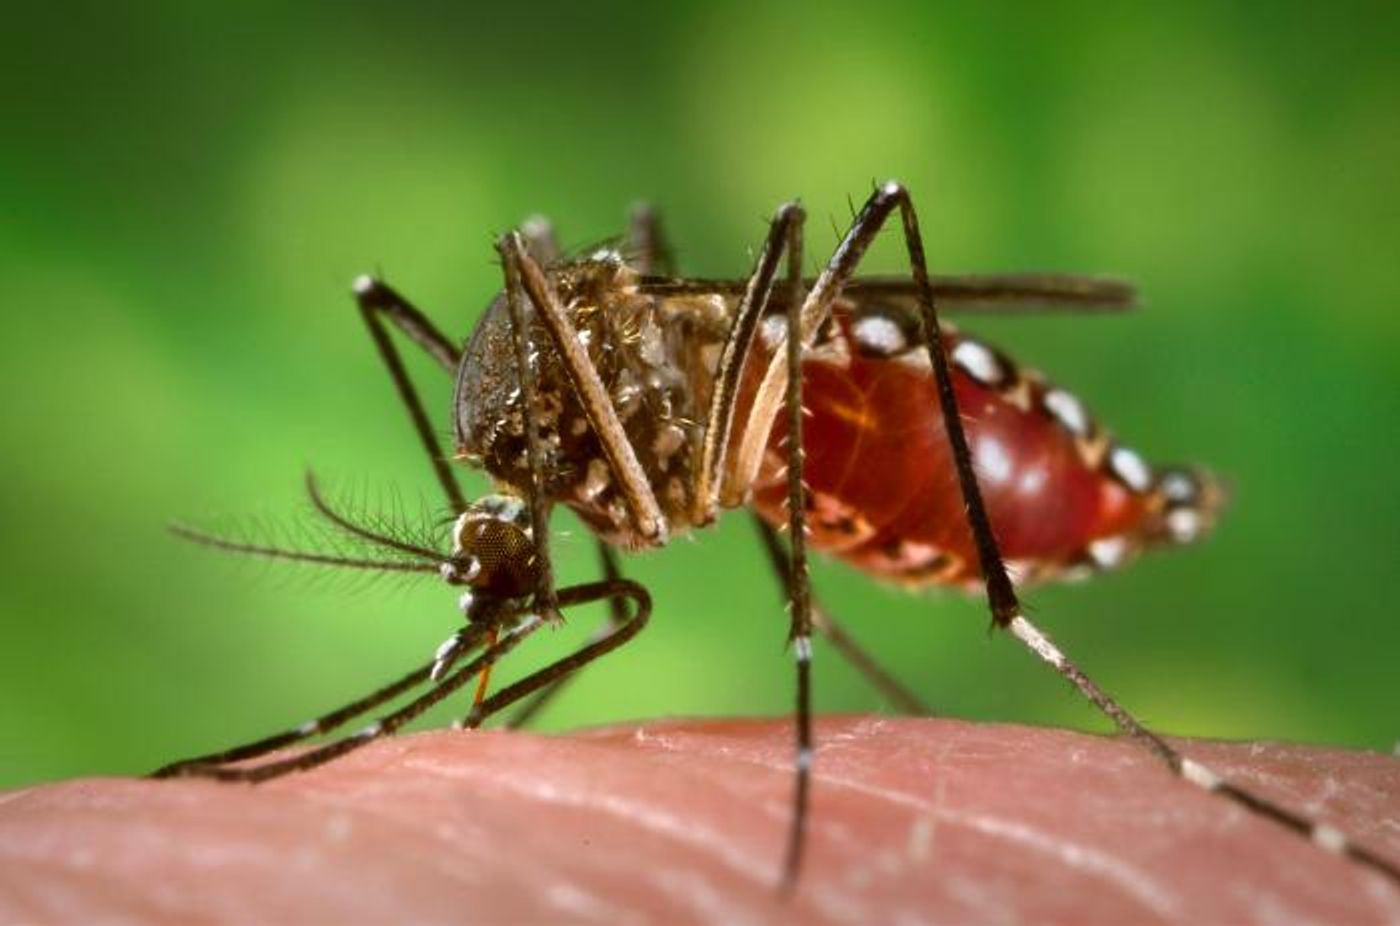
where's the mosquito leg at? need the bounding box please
[153,577,640,783]
[151,661,440,778]
[773,204,815,893]
[153,620,494,779]
[692,205,808,524]
[1004,611,1400,882]
[461,578,652,730]
[156,619,542,783]
[819,181,1400,886]
[497,235,561,621]
[351,276,468,513]
[503,542,627,729]
[751,516,930,716]
[683,202,813,889]
[488,202,665,729]
[497,232,669,546]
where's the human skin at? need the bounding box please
[0,717,1397,924]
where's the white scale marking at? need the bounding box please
[578,458,611,503]
[1008,615,1066,670]
[952,339,1003,386]
[450,512,471,555]
[851,315,907,355]
[796,747,814,772]
[1043,388,1090,436]
[1109,445,1153,493]
[434,636,460,661]
[793,635,813,664]
[1159,471,1198,503]
[1165,508,1203,544]
[1088,536,1130,569]
[1180,758,1222,791]
[977,435,1014,484]
[759,314,788,350]
[1313,823,1348,854]
[351,274,376,295]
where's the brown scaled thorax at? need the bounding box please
[453,254,734,548]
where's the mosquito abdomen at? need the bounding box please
[749,306,1223,588]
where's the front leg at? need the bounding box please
[351,275,467,513]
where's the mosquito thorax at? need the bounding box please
[453,255,734,547]
[442,494,539,604]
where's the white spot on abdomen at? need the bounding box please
[1108,446,1153,493]
[952,339,1004,386]
[976,435,1013,484]
[852,315,907,356]
[1088,536,1129,569]
[1043,388,1090,437]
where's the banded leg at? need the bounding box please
[775,205,813,893]
[751,516,929,716]
[153,621,494,780]
[151,661,435,778]
[812,182,1400,886]
[628,196,921,723]
[153,580,646,783]
[684,203,811,889]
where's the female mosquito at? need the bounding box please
[157,182,1400,890]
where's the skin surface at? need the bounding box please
[1,717,1397,924]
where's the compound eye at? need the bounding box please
[452,500,539,599]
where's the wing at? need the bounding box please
[637,272,1138,315]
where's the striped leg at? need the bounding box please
[838,180,1400,887]
[738,180,1400,890]
[750,516,929,716]
[1004,613,1400,881]
[153,580,645,783]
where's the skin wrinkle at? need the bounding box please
[544,880,643,924]
[401,738,888,925]
[786,765,1183,921]
[275,769,637,918]
[607,720,1181,917]
[399,751,780,891]
[650,868,766,926]
[6,782,499,923]
[5,720,1399,923]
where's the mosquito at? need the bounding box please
[156,181,1400,890]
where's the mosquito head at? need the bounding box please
[441,494,540,605]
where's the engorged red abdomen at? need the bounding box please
[750,323,1152,587]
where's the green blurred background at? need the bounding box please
[2,2,1397,788]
